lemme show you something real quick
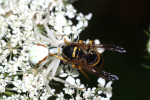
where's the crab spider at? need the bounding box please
[29,5,81,95]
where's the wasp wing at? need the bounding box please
[75,43,126,53]
[68,59,119,81]
[89,66,119,81]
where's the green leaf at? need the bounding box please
[143,55,150,59]
[141,64,150,69]
[144,29,150,37]
[149,25,150,32]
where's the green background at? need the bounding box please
[73,0,150,100]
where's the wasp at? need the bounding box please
[49,39,126,81]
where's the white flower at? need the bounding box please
[97,78,113,98]
[94,39,105,53]
[71,26,82,39]
[66,4,77,18]
[59,65,79,85]
[0,76,7,93]
[54,14,67,32]
[83,88,93,99]
[56,92,64,100]
[75,94,83,100]
[0,0,115,100]
[76,13,92,29]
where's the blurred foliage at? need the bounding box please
[142,26,150,69]
[63,0,78,4]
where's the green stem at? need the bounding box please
[94,87,100,95]
[71,94,75,100]
[4,91,16,96]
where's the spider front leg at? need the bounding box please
[43,4,58,44]
[32,13,53,44]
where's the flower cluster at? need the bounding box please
[0,0,114,99]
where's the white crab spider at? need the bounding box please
[28,5,81,95]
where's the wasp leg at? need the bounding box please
[64,38,71,44]
[89,40,93,44]
[87,40,93,52]
[79,66,90,81]
[79,40,84,44]
[72,65,90,81]
[49,53,68,62]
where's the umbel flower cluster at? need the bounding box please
[0,0,114,99]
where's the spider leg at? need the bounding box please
[44,58,57,76]
[32,13,53,44]
[44,4,58,43]
[42,58,61,95]
[43,74,56,95]
[51,58,60,77]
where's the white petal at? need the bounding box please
[85,13,92,20]
[75,94,82,100]
[101,97,110,100]
[105,81,113,89]
[66,76,75,85]
[79,13,83,17]
[13,50,17,54]
[97,48,105,53]
[71,69,79,77]
[76,79,80,84]
[55,14,66,27]
[98,90,102,94]
[72,25,77,31]
[94,39,100,44]
[59,73,67,77]
[97,78,105,87]
[76,21,83,29]
[63,26,71,35]
[68,13,75,18]
[84,20,88,27]
[0,8,5,15]
[105,91,112,98]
